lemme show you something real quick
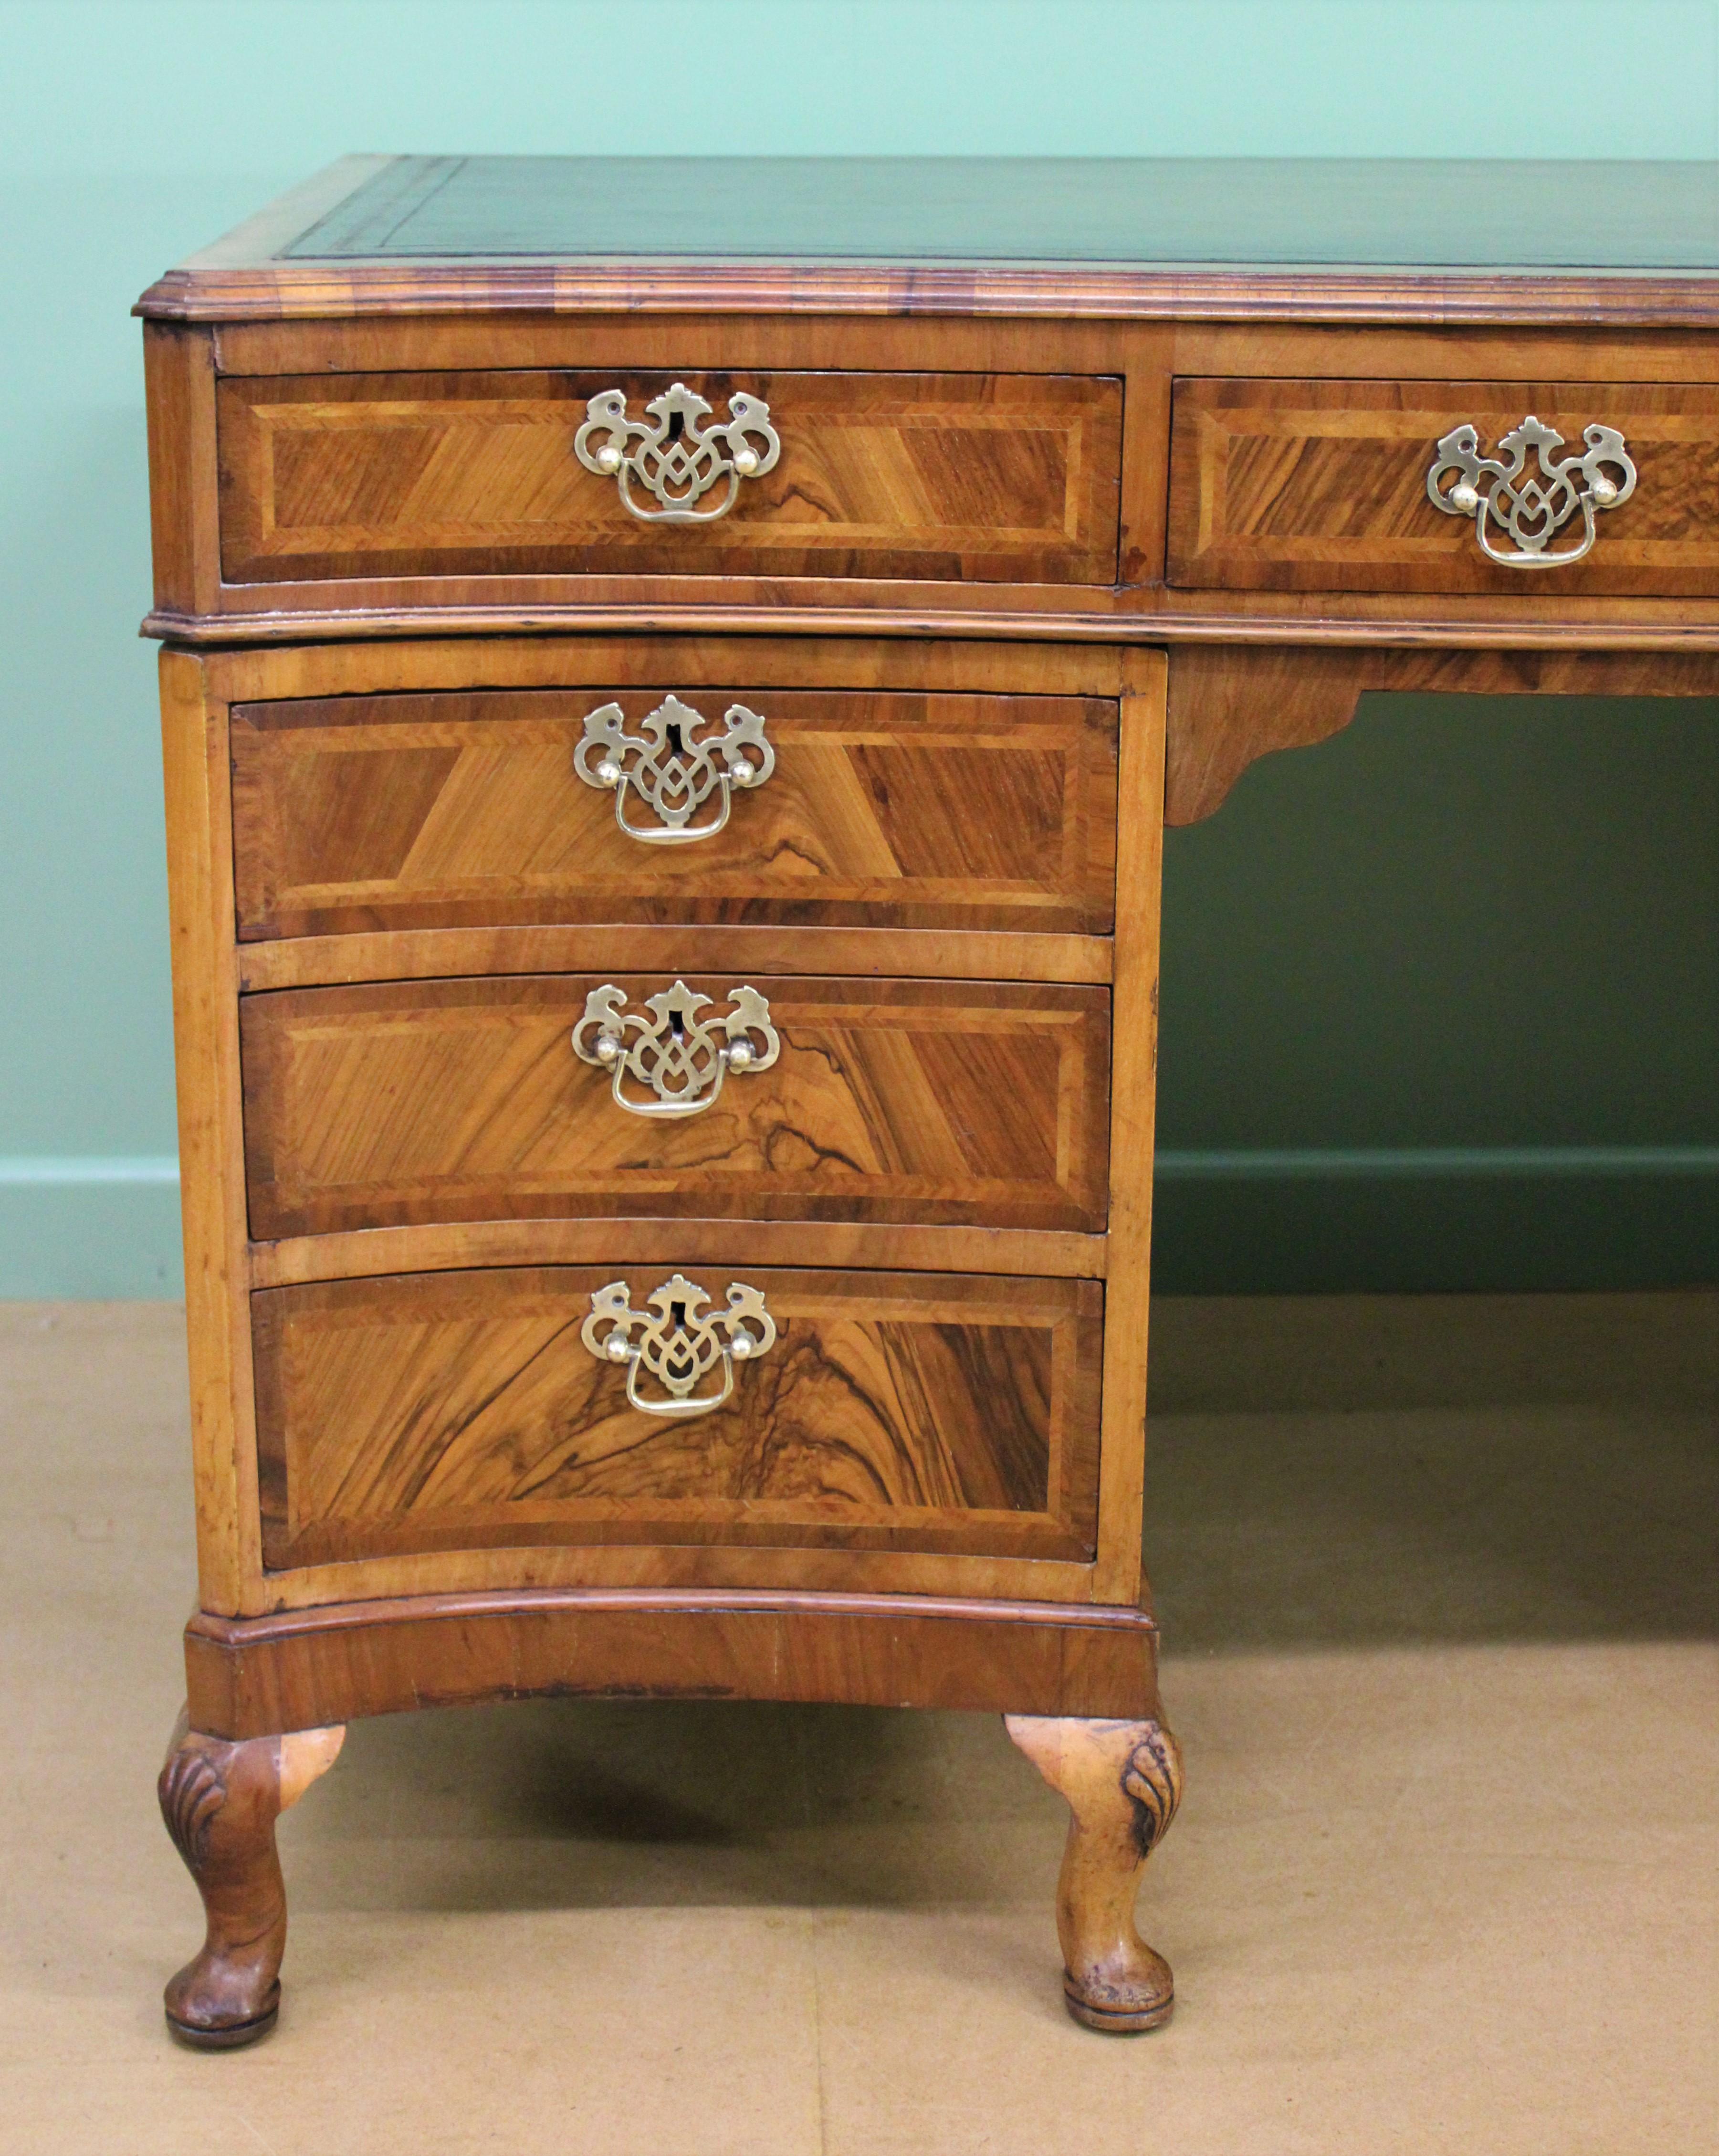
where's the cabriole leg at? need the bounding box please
[157,1705,345,2048]
[1005,1712,1183,2032]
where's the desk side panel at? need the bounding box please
[160,651,263,1613]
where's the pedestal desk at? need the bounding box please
[137,157,1719,2045]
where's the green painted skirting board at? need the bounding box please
[0,1156,180,1184]
[0,1152,1713,1300]
[0,1158,184,1299]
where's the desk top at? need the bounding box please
[276,157,1719,269]
[138,155,1719,324]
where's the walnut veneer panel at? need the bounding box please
[231,687,1119,939]
[217,368,1123,587]
[241,974,1111,1239]
[253,1265,1103,1567]
[184,1590,1160,1737]
[1169,377,1719,596]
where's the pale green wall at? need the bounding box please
[1156,693,1719,1291]
[2,0,1716,1294]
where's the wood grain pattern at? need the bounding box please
[1006,1713,1183,2032]
[1094,661,1165,1605]
[202,629,1130,704]
[1170,376,1719,596]
[241,973,1111,1238]
[223,1525,1107,1618]
[217,368,1123,587]
[220,315,1719,390]
[158,1707,344,2046]
[1165,641,1719,823]
[231,687,1118,939]
[139,261,1719,330]
[212,310,1132,386]
[159,652,262,1614]
[182,1588,1162,1739]
[252,1265,1103,1568]
[247,1217,1108,1289]
[239,925,1113,992]
[143,325,220,621]
[147,594,1719,648]
[1165,324,1719,389]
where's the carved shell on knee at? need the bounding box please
[159,1746,226,1868]
[1120,1725,1183,1859]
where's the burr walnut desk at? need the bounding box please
[137,156,1719,2046]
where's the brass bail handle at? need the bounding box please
[574,695,774,846]
[571,981,780,1120]
[580,1275,778,1419]
[573,381,780,524]
[1426,414,1635,569]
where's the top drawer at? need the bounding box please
[1169,378,1719,597]
[216,368,1124,589]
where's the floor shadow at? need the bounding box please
[300,1691,1031,1916]
[1143,1295,1718,1649]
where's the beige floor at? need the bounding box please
[2,1294,1714,2156]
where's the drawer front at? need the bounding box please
[217,368,1124,587]
[253,1265,1103,1567]
[231,686,1119,940]
[1169,377,1719,596]
[241,974,1111,1239]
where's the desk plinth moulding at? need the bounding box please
[137,156,1719,2045]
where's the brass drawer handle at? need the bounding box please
[1427,414,1635,568]
[576,694,773,845]
[572,979,779,1120]
[582,1273,776,1418]
[574,380,780,522]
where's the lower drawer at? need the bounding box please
[240,972,1111,1237]
[254,1264,1103,1569]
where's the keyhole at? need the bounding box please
[665,722,685,755]
[670,1299,687,1330]
[665,409,685,443]
[669,1007,685,1039]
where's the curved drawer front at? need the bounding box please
[1169,377,1719,596]
[253,1265,1103,1568]
[240,974,1111,1238]
[216,368,1123,589]
[231,687,1120,939]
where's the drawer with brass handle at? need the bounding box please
[215,367,1124,590]
[251,1262,1105,1569]
[239,973,1112,1239]
[1168,376,1719,596]
[229,681,1120,940]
